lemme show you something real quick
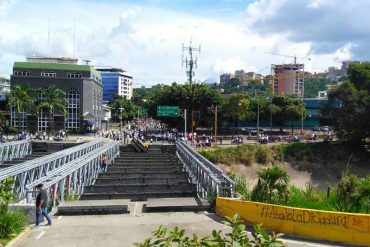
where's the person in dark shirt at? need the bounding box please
[34,183,52,228]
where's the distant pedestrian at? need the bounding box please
[100,154,108,172]
[34,183,52,228]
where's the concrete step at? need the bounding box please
[94,177,189,185]
[112,163,181,168]
[107,167,183,173]
[99,172,189,179]
[114,160,178,164]
[118,154,177,157]
[145,197,210,212]
[84,183,196,193]
[58,199,130,215]
[81,191,197,201]
[115,157,177,160]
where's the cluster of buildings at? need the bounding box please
[0,56,133,133]
[220,70,264,86]
[220,60,364,127]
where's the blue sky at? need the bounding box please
[0,0,368,86]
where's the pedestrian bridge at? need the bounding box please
[0,139,234,212]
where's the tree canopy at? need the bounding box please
[326,62,370,142]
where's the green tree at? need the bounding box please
[222,93,250,135]
[251,166,290,204]
[150,82,222,130]
[269,95,305,132]
[37,86,67,137]
[7,84,35,131]
[326,62,370,142]
[109,95,139,121]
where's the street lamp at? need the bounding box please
[254,91,260,139]
[237,102,241,147]
[119,107,124,133]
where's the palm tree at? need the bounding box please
[7,84,35,131]
[37,86,67,137]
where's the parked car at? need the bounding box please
[312,126,321,131]
[321,126,330,132]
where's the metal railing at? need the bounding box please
[176,141,235,198]
[0,140,32,163]
[0,139,104,199]
[25,141,120,209]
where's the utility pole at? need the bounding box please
[182,39,201,84]
[180,109,187,143]
[237,102,241,147]
[208,106,218,147]
[255,90,260,139]
[119,107,124,134]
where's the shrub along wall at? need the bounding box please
[216,198,370,246]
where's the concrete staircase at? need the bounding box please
[59,144,210,215]
[81,144,197,201]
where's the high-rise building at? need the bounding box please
[341,60,361,70]
[272,64,304,98]
[95,67,133,103]
[219,73,233,85]
[0,77,10,102]
[10,56,103,132]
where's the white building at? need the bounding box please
[95,67,133,103]
[0,77,10,101]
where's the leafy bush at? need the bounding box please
[0,211,26,240]
[230,173,251,200]
[251,167,290,204]
[0,177,16,214]
[255,145,271,164]
[135,214,285,247]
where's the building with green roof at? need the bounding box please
[10,57,103,133]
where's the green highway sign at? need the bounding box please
[140,108,148,116]
[157,105,180,117]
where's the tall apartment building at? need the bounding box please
[220,73,233,85]
[10,56,103,132]
[95,67,133,103]
[0,77,10,102]
[271,64,304,98]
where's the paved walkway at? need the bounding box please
[14,211,345,247]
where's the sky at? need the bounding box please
[0,0,369,86]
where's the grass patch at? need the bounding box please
[0,211,27,245]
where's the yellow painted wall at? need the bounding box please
[216,198,370,246]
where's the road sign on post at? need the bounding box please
[157,106,180,117]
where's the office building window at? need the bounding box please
[14,71,30,76]
[41,72,56,77]
[37,91,49,131]
[11,107,27,129]
[65,88,80,130]
[67,73,82,78]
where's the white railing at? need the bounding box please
[0,140,32,163]
[0,140,104,199]
[25,141,120,210]
[176,141,234,198]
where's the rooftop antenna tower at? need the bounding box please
[182,39,201,84]
[73,19,76,58]
[47,18,51,56]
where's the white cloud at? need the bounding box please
[0,0,366,85]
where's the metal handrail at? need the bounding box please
[177,141,235,185]
[25,141,120,210]
[0,139,32,162]
[0,139,104,199]
[176,141,234,198]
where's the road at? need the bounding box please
[14,211,349,247]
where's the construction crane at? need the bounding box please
[267,52,311,64]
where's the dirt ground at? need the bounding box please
[218,160,370,191]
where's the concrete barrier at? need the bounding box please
[216,198,370,246]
